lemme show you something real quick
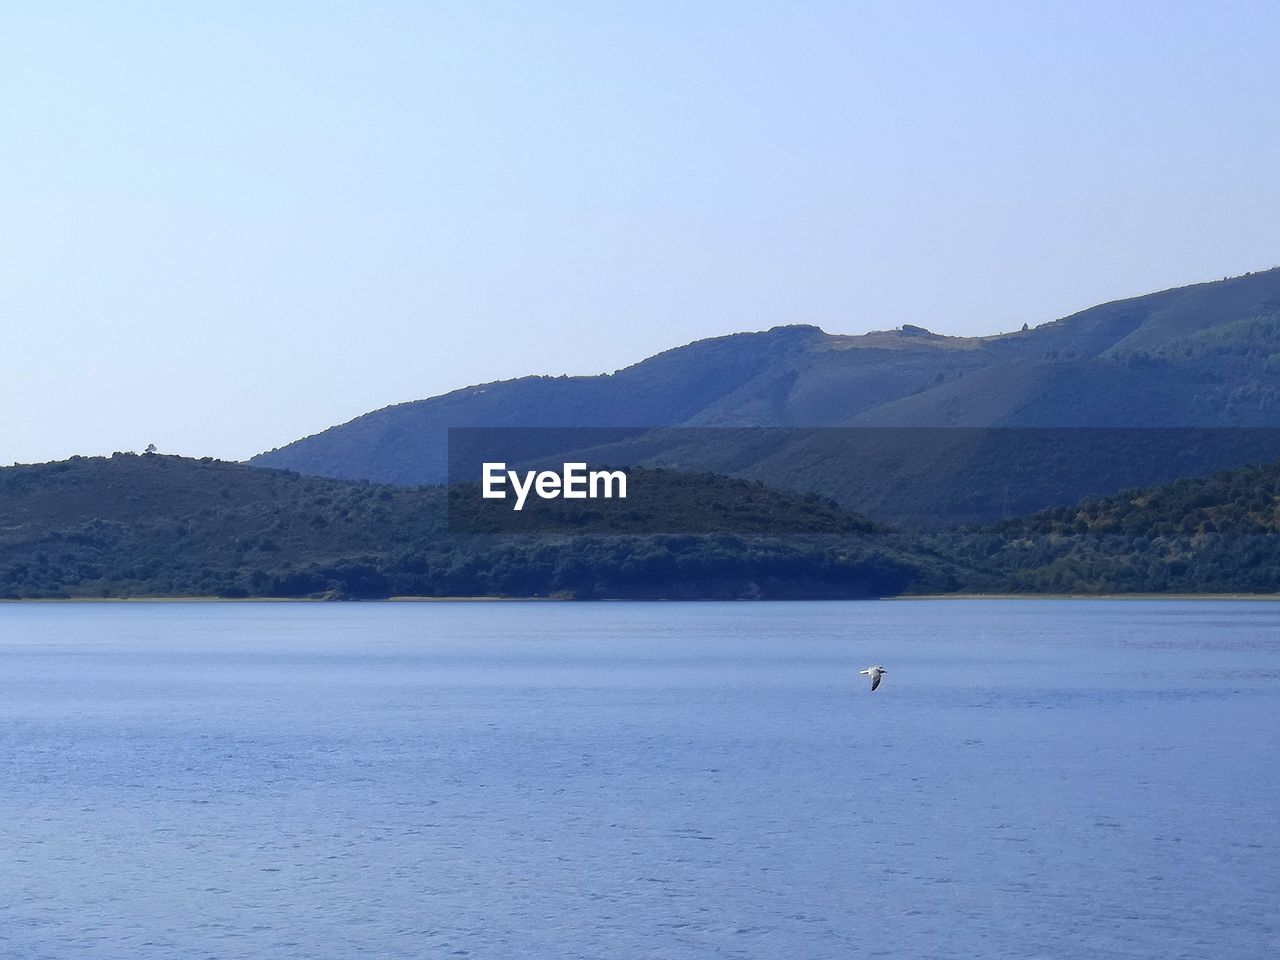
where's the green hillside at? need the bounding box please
[0,454,943,600]
[931,458,1280,594]
[3,452,1279,599]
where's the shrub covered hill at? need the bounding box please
[2,452,1279,599]
[929,458,1280,594]
[0,454,954,600]
[251,268,1280,497]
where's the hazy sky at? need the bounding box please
[4,1,1279,464]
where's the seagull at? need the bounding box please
[860,665,887,692]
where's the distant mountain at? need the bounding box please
[252,268,1280,488]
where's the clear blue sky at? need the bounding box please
[4,1,1278,464]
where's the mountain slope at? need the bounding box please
[4,453,1277,599]
[0,454,936,599]
[931,457,1280,594]
[252,267,1280,486]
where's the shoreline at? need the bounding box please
[893,592,1280,601]
[2,593,1279,604]
[0,595,541,604]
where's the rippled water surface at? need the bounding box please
[1,599,1277,959]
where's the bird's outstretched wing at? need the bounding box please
[870,673,882,692]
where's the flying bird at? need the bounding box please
[860,665,887,692]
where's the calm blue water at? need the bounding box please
[0,600,1276,959]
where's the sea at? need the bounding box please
[0,599,1276,959]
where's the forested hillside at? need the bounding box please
[925,458,1280,593]
[5,452,1280,599]
[0,455,943,600]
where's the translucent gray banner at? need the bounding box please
[446,427,1280,533]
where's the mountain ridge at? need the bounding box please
[251,267,1280,486]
